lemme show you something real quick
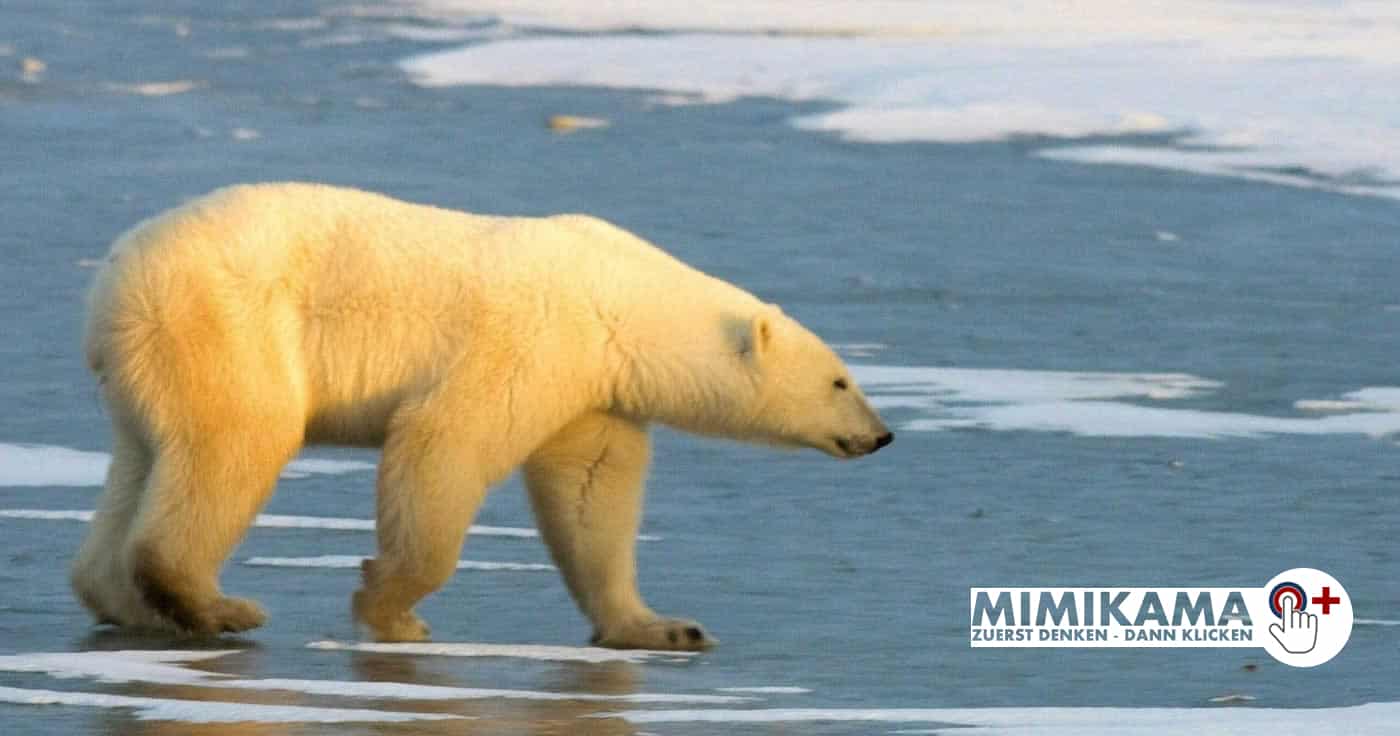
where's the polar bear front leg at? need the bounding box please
[353,409,490,643]
[524,413,715,651]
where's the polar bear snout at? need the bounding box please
[822,393,893,458]
[833,430,894,458]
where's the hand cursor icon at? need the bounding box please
[1269,594,1317,654]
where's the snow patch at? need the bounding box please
[0,506,665,540]
[309,639,697,664]
[396,1,1400,200]
[0,445,374,487]
[0,445,111,487]
[0,685,462,723]
[850,366,1400,440]
[0,509,545,539]
[104,80,204,96]
[600,703,1400,733]
[0,650,741,705]
[716,686,812,695]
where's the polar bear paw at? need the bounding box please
[210,596,268,633]
[351,589,431,642]
[591,616,716,651]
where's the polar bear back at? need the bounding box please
[84,183,755,446]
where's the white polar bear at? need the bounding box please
[70,183,893,649]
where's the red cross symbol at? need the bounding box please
[1311,586,1341,614]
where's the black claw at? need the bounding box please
[685,626,705,642]
[667,629,679,645]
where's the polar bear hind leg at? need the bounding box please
[123,422,299,635]
[525,412,714,651]
[114,327,304,636]
[71,411,153,627]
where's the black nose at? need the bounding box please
[874,432,894,450]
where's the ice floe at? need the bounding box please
[244,554,553,571]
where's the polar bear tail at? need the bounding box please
[81,251,122,379]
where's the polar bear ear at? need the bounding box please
[730,307,778,361]
[750,310,775,359]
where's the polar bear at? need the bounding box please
[71,183,893,648]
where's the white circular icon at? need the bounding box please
[1260,568,1351,667]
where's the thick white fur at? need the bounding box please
[71,183,889,647]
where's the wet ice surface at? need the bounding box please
[2,0,1400,733]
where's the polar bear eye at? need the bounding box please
[833,378,849,390]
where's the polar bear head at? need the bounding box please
[737,307,892,458]
[638,305,892,458]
